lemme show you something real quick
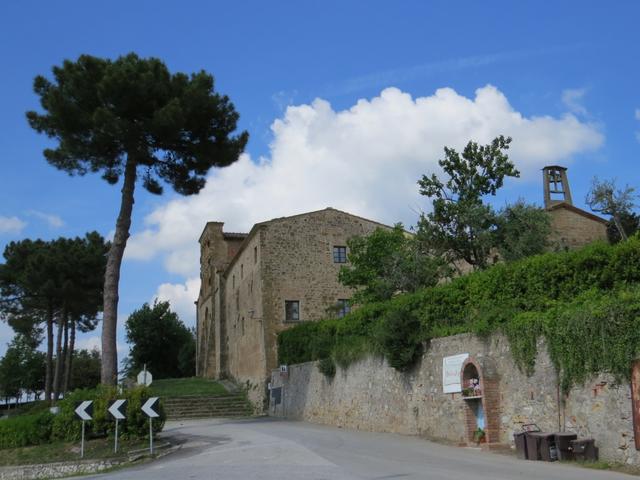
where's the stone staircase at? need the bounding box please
[163,393,253,420]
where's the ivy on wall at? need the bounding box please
[278,236,640,392]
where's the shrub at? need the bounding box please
[0,411,53,449]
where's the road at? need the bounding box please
[87,418,631,480]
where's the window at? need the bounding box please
[232,275,235,289]
[336,299,351,318]
[254,246,258,264]
[333,246,347,263]
[285,300,300,322]
[241,264,244,279]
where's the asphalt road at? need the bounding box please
[86,418,632,480]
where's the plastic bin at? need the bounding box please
[526,432,558,461]
[570,439,598,461]
[514,432,528,460]
[555,433,577,461]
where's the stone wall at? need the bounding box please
[548,205,608,249]
[270,332,639,465]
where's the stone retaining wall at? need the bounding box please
[269,333,638,465]
[0,458,122,480]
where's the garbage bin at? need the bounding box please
[554,433,577,461]
[526,432,558,461]
[570,439,598,461]
[514,432,528,460]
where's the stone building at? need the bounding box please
[195,208,387,407]
[542,165,608,248]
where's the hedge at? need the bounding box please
[0,385,165,449]
[278,236,640,391]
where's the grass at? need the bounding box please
[0,437,150,466]
[149,377,228,397]
[574,459,640,476]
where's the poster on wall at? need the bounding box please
[442,353,469,393]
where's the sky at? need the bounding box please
[0,1,639,361]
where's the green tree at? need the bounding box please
[607,211,640,244]
[0,335,45,403]
[69,349,101,390]
[125,301,195,379]
[338,225,447,303]
[0,233,107,401]
[417,136,520,271]
[586,177,637,241]
[27,53,248,385]
[494,200,551,262]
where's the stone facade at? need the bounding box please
[196,208,386,408]
[547,203,608,249]
[270,333,639,465]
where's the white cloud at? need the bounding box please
[561,88,588,116]
[153,277,200,327]
[0,215,26,234]
[127,85,603,280]
[26,210,64,228]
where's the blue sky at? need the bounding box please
[1,1,639,360]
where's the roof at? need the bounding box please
[546,202,608,225]
[221,207,392,276]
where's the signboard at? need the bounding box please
[74,400,93,421]
[142,397,160,418]
[442,353,469,393]
[137,369,153,386]
[108,399,127,420]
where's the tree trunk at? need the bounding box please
[52,309,65,402]
[60,317,69,393]
[101,158,137,385]
[63,319,76,393]
[45,304,54,404]
[613,214,628,241]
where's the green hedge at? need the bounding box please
[0,385,165,450]
[278,236,640,391]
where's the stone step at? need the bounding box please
[162,393,253,420]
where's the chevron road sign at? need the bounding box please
[108,399,127,420]
[142,397,160,418]
[74,400,93,421]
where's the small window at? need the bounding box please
[232,275,235,289]
[254,246,258,264]
[241,317,245,336]
[333,246,347,263]
[285,300,300,322]
[241,264,244,279]
[336,299,351,318]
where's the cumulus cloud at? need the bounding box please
[561,88,588,116]
[127,85,603,284]
[26,210,64,228]
[153,277,200,327]
[0,215,26,235]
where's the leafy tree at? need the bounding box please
[338,225,447,303]
[0,233,107,401]
[494,201,551,262]
[417,136,520,271]
[125,301,195,379]
[607,211,640,244]
[586,177,637,241]
[69,349,101,390]
[0,335,45,403]
[27,53,248,385]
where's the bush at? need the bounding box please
[0,411,53,449]
[0,385,166,449]
[278,236,640,389]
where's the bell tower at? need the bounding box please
[542,166,573,208]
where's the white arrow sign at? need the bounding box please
[74,400,93,421]
[108,399,127,420]
[141,397,160,418]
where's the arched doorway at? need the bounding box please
[460,357,500,445]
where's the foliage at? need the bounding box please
[27,52,248,384]
[50,386,165,443]
[0,411,54,449]
[125,301,195,379]
[494,201,551,262]
[0,335,45,398]
[417,135,519,270]
[317,358,336,377]
[338,225,448,303]
[278,236,640,392]
[586,177,637,241]
[69,349,101,390]
[607,211,640,244]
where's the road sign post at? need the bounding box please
[74,400,93,458]
[108,399,127,453]
[141,397,160,454]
